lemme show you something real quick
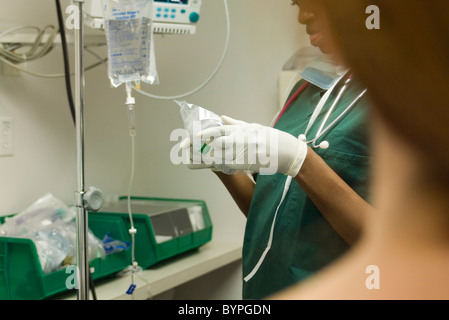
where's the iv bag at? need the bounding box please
[102,0,159,88]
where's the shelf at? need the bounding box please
[0,33,107,47]
[57,241,243,300]
[0,22,195,47]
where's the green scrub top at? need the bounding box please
[242,78,371,300]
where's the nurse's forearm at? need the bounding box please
[294,147,373,245]
[213,171,255,218]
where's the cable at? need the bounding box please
[88,267,97,300]
[0,24,107,79]
[0,25,40,39]
[132,0,230,100]
[56,0,76,125]
[0,25,58,63]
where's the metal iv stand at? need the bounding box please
[73,0,104,300]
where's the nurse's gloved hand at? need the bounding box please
[180,136,239,174]
[179,137,214,170]
[198,116,308,177]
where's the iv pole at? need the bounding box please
[72,0,105,301]
[73,0,89,300]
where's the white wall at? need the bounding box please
[0,0,308,299]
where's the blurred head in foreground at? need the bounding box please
[271,0,449,299]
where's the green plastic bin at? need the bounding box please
[0,215,131,300]
[0,196,212,300]
[89,196,213,270]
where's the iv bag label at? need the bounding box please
[103,0,158,87]
[105,17,152,85]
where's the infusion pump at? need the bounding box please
[85,0,202,34]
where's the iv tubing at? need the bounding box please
[125,82,138,291]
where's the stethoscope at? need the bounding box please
[244,73,367,282]
[298,72,367,149]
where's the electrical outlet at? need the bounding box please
[0,117,14,156]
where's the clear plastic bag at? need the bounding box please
[102,0,159,87]
[0,193,74,237]
[33,226,74,274]
[175,100,223,154]
[0,194,106,274]
[57,220,106,267]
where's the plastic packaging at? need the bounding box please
[102,0,159,88]
[174,100,223,154]
[0,193,106,274]
[102,232,131,255]
[60,219,107,267]
[33,228,73,274]
[0,193,75,237]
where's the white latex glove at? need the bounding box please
[179,136,239,174]
[198,116,308,176]
[179,137,214,170]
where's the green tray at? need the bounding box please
[89,196,213,270]
[0,196,212,300]
[0,226,130,300]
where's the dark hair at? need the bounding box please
[322,0,449,176]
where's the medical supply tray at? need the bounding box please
[89,196,213,270]
[0,196,212,300]
[0,218,129,300]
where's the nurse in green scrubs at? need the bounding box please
[195,0,374,299]
[246,76,371,299]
